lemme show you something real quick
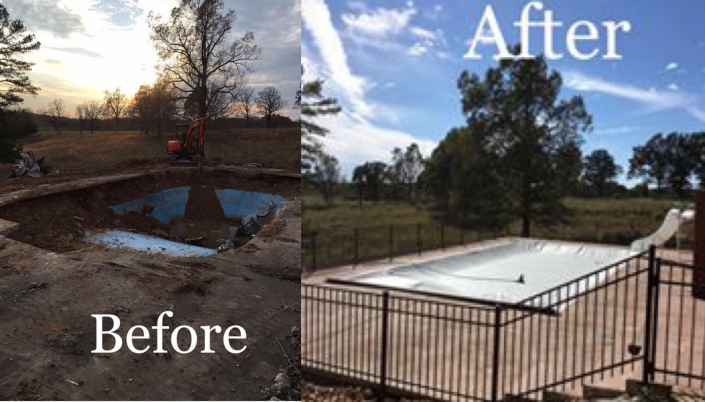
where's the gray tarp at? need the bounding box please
[336,238,633,305]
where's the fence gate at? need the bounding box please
[648,257,705,389]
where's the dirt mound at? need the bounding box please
[183,185,226,221]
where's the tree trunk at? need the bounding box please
[521,179,532,237]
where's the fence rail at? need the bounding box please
[302,223,504,273]
[302,221,693,274]
[303,248,705,400]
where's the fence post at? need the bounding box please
[380,291,390,397]
[440,223,445,250]
[388,225,394,262]
[491,306,502,402]
[416,223,422,255]
[354,227,359,267]
[642,245,658,385]
[311,231,317,272]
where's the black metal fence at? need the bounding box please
[302,248,705,400]
[650,258,705,388]
[302,223,504,273]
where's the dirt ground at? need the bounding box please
[0,167,302,401]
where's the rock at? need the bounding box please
[60,233,74,243]
[152,229,169,237]
[290,326,300,337]
[141,204,155,216]
[270,382,290,396]
[274,373,291,386]
[228,226,239,240]
[185,236,209,247]
[0,235,5,249]
[75,222,83,229]
[73,216,84,222]
[22,236,33,242]
[225,240,235,250]
[241,214,262,236]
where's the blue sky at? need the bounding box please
[302,0,705,182]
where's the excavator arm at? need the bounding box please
[167,117,206,170]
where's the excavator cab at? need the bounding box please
[167,118,206,169]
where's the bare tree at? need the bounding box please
[234,86,255,128]
[75,104,85,134]
[83,101,103,133]
[148,0,261,120]
[128,77,177,136]
[39,98,65,135]
[103,88,128,132]
[130,84,154,134]
[152,77,178,136]
[255,86,288,128]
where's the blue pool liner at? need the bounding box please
[86,230,217,257]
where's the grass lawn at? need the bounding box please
[12,127,301,173]
[302,193,694,269]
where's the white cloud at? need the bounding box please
[302,0,370,118]
[408,27,445,57]
[302,0,437,174]
[687,106,705,123]
[407,43,428,56]
[315,112,436,174]
[341,4,416,39]
[665,62,679,71]
[564,71,693,110]
[410,27,437,41]
[592,126,640,136]
[668,83,680,91]
[564,71,705,123]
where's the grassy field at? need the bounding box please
[12,127,301,172]
[302,194,694,269]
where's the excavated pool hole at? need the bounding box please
[0,170,298,256]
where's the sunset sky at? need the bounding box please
[303,0,705,181]
[5,0,301,119]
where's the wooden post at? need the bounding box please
[694,192,705,299]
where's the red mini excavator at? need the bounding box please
[167,118,206,169]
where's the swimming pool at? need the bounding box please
[330,238,633,305]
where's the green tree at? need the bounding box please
[629,134,669,191]
[352,161,390,201]
[555,141,583,195]
[301,66,340,174]
[390,143,424,202]
[455,49,591,236]
[629,133,699,197]
[662,133,697,198]
[423,126,512,229]
[692,132,705,189]
[313,153,340,206]
[582,149,622,197]
[0,4,40,161]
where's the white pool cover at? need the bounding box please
[333,238,634,305]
